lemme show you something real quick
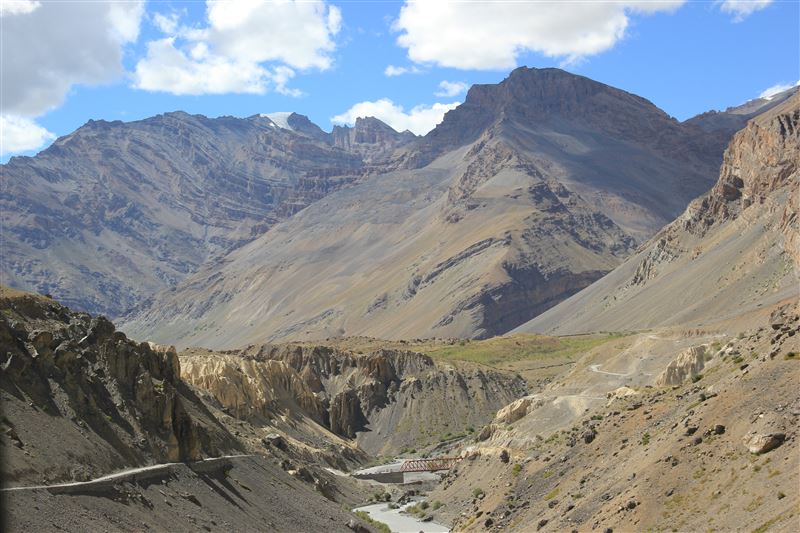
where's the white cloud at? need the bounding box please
[719,0,773,21]
[384,64,423,77]
[0,0,40,16]
[759,80,800,100]
[1,1,144,116]
[134,0,340,96]
[393,1,685,69]
[435,81,468,98]
[153,11,180,34]
[272,66,303,97]
[331,99,460,135]
[0,115,55,156]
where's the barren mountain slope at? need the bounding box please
[0,287,398,532]
[0,112,413,317]
[424,303,799,533]
[517,92,800,336]
[124,68,730,348]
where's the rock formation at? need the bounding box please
[0,286,241,484]
[180,343,528,455]
[655,346,709,386]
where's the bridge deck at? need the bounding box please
[399,457,459,473]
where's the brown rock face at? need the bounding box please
[0,286,240,483]
[181,343,527,455]
[683,93,800,241]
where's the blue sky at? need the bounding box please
[1,0,798,161]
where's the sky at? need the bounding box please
[1,0,798,161]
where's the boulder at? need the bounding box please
[743,433,785,454]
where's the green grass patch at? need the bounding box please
[419,333,624,367]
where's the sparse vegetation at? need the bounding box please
[641,432,651,446]
[472,488,485,498]
[372,491,391,502]
[421,333,624,367]
[785,352,798,360]
[543,487,560,500]
[745,496,764,512]
[354,511,391,533]
[692,373,704,383]
[512,464,522,477]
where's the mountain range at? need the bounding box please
[1,68,795,348]
[1,111,414,317]
[121,68,787,348]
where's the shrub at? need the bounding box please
[512,464,522,477]
[472,488,485,498]
[641,432,651,446]
[354,511,391,533]
[692,374,704,383]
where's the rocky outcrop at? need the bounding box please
[494,396,542,425]
[181,343,527,455]
[180,354,328,426]
[681,93,800,238]
[0,287,240,484]
[656,346,708,387]
[332,117,416,164]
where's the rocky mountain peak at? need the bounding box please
[405,66,701,170]
[285,112,330,141]
[331,116,415,162]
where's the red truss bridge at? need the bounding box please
[400,457,460,473]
